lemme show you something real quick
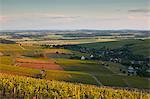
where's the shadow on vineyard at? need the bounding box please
[0,73,150,99]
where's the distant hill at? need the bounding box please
[78,39,150,57]
[0,39,16,44]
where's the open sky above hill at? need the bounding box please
[0,0,149,30]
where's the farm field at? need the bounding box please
[54,58,150,89]
[21,44,72,54]
[18,38,117,45]
[1,73,149,98]
[0,44,37,56]
[1,52,149,89]
[0,54,98,85]
[0,44,22,51]
[55,58,113,74]
[0,63,97,85]
[1,0,150,98]
[16,58,63,70]
[0,44,73,57]
[78,39,150,56]
[0,38,150,90]
[95,74,149,89]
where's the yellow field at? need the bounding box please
[18,38,117,45]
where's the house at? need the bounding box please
[118,58,122,63]
[90,55,94,58]
[110,58,113,61]
[34,69,46,79]
[81,56,85,60]
[135,67,139,70]
[131,61,135,64]
[80,48,86,53]
[131,61,143,65]
[138,61,143,64]
[128,66,136,76]
[146,69,150,73]
[110,58,120,63]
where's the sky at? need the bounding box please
[0,0,150,30]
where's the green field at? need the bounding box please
[0,42,149,89]
[78,39,150,56]
[42,34,63,39]
[0,63,98,85]
[55,59,113,74]
[0,44,36,56]
[0,55,98,85]
[54,58,150,89]
[0,44,73,57]
[18,38,116,45]
[95,74,149,89]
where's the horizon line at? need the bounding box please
[0,28,150,32]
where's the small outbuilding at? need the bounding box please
[128,66,136,76]
[90,55,94,58]
[81,56,85,60]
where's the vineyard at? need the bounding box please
[16,58,63,70]
[0,73,150,99]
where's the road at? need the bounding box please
[90,73,103,86]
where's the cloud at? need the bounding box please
[128,9,150,13]
[0,16,9,23]
[1,13,149,30]
[38,14,79,19]
[127,15,149,20]
[2,13,80,20]
[0,13,80,25]
[18,13,80,20]
[0,13,81,30]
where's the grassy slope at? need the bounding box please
[0,56,13,65]
[0,44,36,56]
[0,43,149,89]
[95,74,149,89]
[0,44,72,56]
[1,55,149,88]
[54,58,150,89]
[0,55,98,85]
[55,58,113,74]
[0,44,22,51]
[78,39,150,56]
[18,38,116,45]
[0,64,98,85]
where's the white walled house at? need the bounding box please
[128,66,136,76]
[90,55,94,58]
[81,56,85,60]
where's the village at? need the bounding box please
[45,44,150,77]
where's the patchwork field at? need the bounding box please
[0,53,98,85]
[16,58,63,70]
[0,63,97,85]
[54,58,150,89]
[0,39,149,89]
